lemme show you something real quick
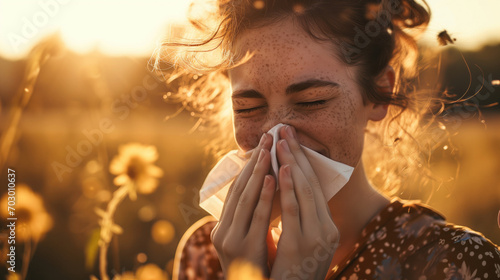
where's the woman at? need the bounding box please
[155,0,500,279]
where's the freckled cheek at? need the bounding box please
[316,110,364,166]
[234,120,262,152]
[337,132,364,166]
[320,128,363,166]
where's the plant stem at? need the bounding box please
[99,184,130,280]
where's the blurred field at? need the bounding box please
[0,40,499,279]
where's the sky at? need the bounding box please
[0,0,499,59]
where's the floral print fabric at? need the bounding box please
[327,198,500,279]
[173,198,500,279]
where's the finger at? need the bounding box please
[232,150,273,235]
[247,175,276,241]
[218,133,273,227]
[278,164,301,233]
[277,139,319,226]
[279,126,331,221]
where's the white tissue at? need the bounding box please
[199,124,354,220]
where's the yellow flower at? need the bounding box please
[0,184,53,242]
[109,143,163,200]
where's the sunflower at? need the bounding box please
[109,143,163,200]
[0,184,53,242]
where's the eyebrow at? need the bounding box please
[286,79,340,95]
[231,79,340,99]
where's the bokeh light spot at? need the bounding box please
[82,177,103,199]
[86,160,101,174]
[253,0,265,9]
[293,4,305,14]
[137,252,148,264]
[96,190,112,202]
[138,205,156,222]
[151,220,175,245]
[135,263,166,280]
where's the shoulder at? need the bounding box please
[357,199,500,279]
[172,216,223,280]
[392,201,500,278]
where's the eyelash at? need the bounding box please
[234,106,265,114]
[297,100,327,108]
[234,100,327,114]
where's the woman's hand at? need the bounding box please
[271,125,339,280]
[210,133,276,277]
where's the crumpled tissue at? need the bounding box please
[199,123,354,220]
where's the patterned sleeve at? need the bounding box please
[403,224,500,279]
[172,216,224,280]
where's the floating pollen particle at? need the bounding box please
[437,30,456,46]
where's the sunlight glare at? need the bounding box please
[0,0,190,58]
[1,0,500,58]
[59,0,190,55]
[422,0,500,49]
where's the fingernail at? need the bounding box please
[264,175,271,188]
[279,139,290,152]
[258,149,265,163]
[259,133,267,146]
[286,126,294,138]
[283,165,291,177]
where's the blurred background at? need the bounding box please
[0,0,499,279]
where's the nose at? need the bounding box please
[261,105,293,133]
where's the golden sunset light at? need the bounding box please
[0,0,499,59]
[0,0,191,58]
[1,0,499,279]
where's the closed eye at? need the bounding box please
[234,100,327,114]
[297,100,327,108]
[234,106,266,115]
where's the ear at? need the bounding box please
[367,66,394,122]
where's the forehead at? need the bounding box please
[229,18,351,87]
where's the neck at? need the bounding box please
[328,160,390,264]
[268,160,390,266]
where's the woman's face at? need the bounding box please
[228,18,386,167]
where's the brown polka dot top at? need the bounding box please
[173,198,500,279]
